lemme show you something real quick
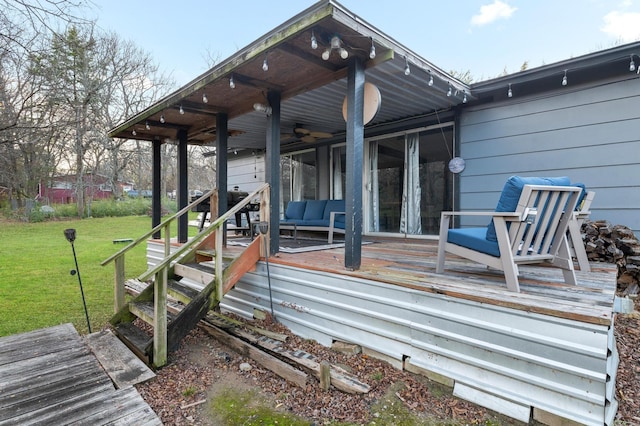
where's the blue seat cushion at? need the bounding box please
[486,176,571,242]
[284,201,306,221]
[303,200,327,220]
[448,227,500,257]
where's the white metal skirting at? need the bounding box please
[145,241,617,425]
[220,261,616,426]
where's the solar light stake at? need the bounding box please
[257,221,274,320]
[64,228,92,333]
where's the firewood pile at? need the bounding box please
[582,219,640,295]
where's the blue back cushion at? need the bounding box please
[303,200,327,220]
[573,182,587,208]
[323,200,346,224]
[285,201,306,220]
[486,176,571,241]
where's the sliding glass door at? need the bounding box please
[366,125,454,236]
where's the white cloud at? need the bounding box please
[471,0,517,26]
[601,10,640,41]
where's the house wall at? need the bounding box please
[458,75,640,234]
[227,153,265,193]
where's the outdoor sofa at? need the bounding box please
[280,199,346,243]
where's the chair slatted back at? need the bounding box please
[507,185,581,260]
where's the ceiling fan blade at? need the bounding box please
[294,127,310,135]
[309,131,333,139]
[280,133,294,140]
[301,135,316,143]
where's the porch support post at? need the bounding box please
[216,113,228,232]
[345,56,365,270]
[177,129,188,243]
[266,90,281,255]
[151,137,162,239]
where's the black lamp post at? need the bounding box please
[257,221,274,319]
[64,228,91,333]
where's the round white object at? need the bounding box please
[448,157,466,173]
[342,82,381,125]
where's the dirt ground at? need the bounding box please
[135,298,640,426]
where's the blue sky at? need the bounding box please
[88,0,640,86]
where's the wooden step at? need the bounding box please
[125,278,149,296]
[174,262,215,285]
[85,329,156,388]
[129,300,176,326]
[195,248,216,258]
[167,279,200,304]
[113,323,152,365]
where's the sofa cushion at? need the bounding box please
[323,200,346,223]
[303,200,327,220]
[486,176,571,241]
[284,200,306,221]
[449,227,500,257]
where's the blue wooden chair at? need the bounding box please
[436,177,583,292]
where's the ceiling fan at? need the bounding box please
[281,125,333,143]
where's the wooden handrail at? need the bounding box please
[100,188,217,267]
[138,183,269,281]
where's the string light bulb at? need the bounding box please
[630,55,636,72]
[339,47,348,59]
[145,121,150,130]
[322,48,331,61]
[262,57,269,72]
[562,70,568,86]
[404,57,410,76]
[229,75,235,89]
[160,114,165,124]
[311,30,318,50]
[202,93,208,103]
[508,83,513,98]
[132,129,136,136]
[369,38,376,59]
[447,83,452,97]
[179,105,184,115]
[253,103,272,116]
[428,72,434,86]
[463,91,468,103]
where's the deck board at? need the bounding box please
[0,323,161,426]
[269,239,617,325]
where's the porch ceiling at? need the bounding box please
[108,0,471,151]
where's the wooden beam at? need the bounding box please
[199,322,308,388]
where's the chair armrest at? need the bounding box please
[328,211,345,244]
[330,211,346,221]
[440,211,522,218]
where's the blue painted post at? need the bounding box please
[177,129,188,243]
[345,57,365,270]
[217,112,228,238]
[266,91,281,256]
[152,138,162,239]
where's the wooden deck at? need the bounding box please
[0,323,160,426]
[269,238,618,325]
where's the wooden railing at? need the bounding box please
[101,183,270,312]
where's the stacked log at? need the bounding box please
[582,219,640,295]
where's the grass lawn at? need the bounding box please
[0,215,184,337]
